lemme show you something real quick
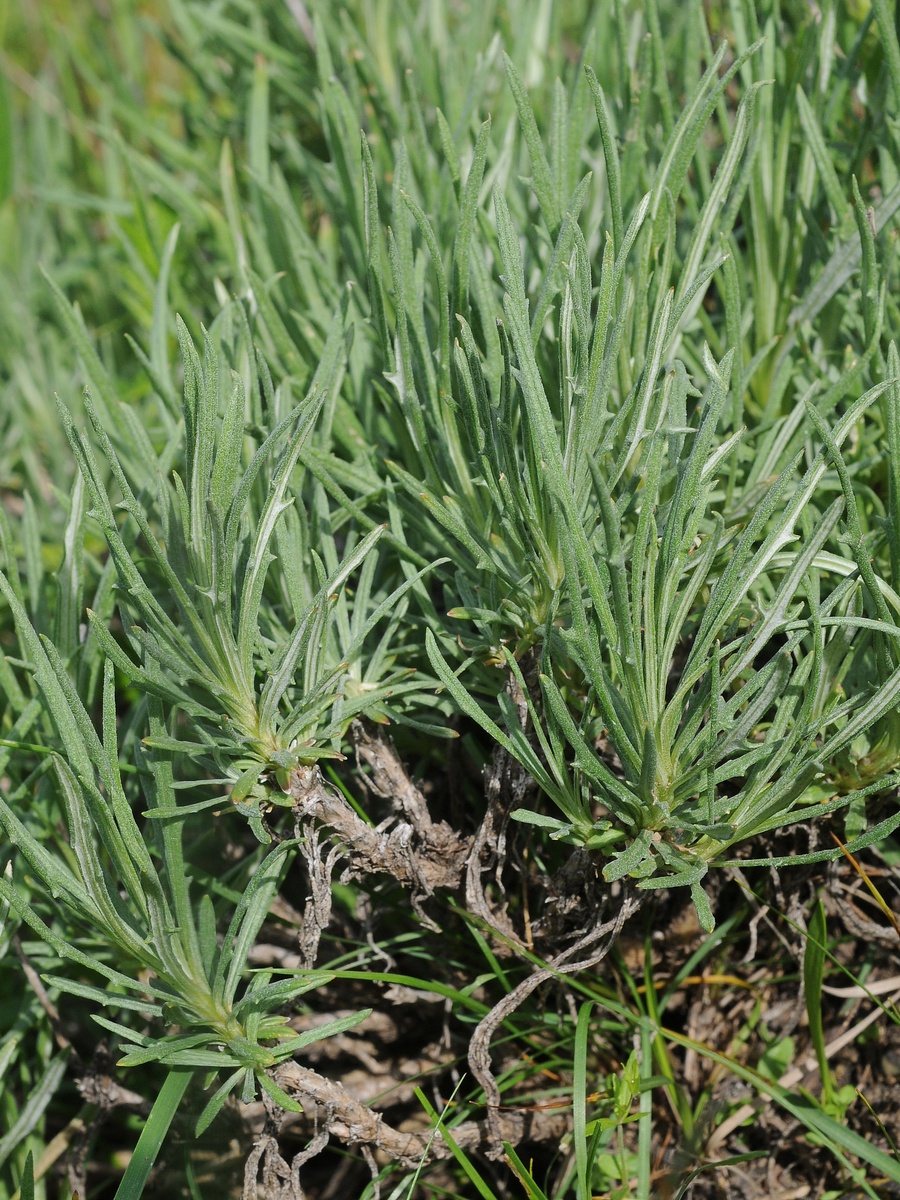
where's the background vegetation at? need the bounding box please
[2,0,900,1197]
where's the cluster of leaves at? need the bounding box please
[2,0,900,1197]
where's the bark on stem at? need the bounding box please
[273,1059,569,1167]
[289,764,469,894]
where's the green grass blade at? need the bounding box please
[113,1069,193,1200]
[573,1001,593,1200]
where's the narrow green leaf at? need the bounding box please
[504,54,559,231]
[0,1053,68,1171]
[195,1069,247,1136]
[113,1070,192,1200]
[574,1001,593,1200]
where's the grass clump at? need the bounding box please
[2,1,900,1198]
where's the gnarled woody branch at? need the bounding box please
[468,890,642,1152]
[288,760,469,895]
[283,725,638,1166]
[349,720,435,831]
[271,1058,569,1168]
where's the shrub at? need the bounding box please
[2,1,900,1197]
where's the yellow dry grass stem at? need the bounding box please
[637,972,762,994]
[831,832,900,942]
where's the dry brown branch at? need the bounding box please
[350,720,434,831]
[464,743,532,951]
[296,827,345,968]
[467,889,642,1153]
[278,724,640,1173]
[272,1059,569,1169]
[465,665,542,951]
[289,765,469,896]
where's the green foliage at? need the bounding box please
[2,0,900,1196]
